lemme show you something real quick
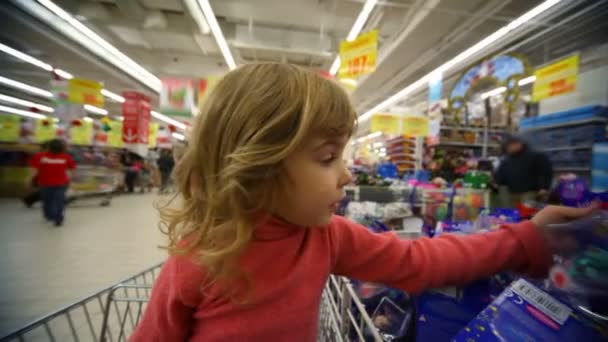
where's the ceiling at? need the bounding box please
[0,0,607,123]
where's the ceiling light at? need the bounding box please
[54,68,73,79]
[84,104,108,115]
[83,117,93,122]
[0,42,53,71]
[172,132,185,141]
[0,94,54,112]
[0,76,53,98]
[22,0,162,92]
[481,86,507,100]
[101,89,125,103]
[518,75,536,86]
[183,0,211,34]
[187,0,236,70]
[329,0,378,75]
[359,0,562,121]
[0,104,47,119]
[151,110,187,130]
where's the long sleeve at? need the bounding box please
[537,153,553,190]
[328,215,552,294]
[130,255,205,341]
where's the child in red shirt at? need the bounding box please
[29,138,76,226]
[131,64,595,341]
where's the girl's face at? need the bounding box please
[275,135,352,227]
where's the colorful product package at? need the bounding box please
[546,211,608,320]
[452,278,608,341]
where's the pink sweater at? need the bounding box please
[130,215,551,341]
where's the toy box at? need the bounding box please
[452,278,608,341]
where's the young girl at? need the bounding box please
[131,64,594,341]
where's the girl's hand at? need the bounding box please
[531,204,599,253]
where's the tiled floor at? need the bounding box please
[0,193,167,336]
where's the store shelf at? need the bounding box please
[519,118,607,132]
[440,126,505,133]
[437,141,500,148]
[539,144,594,152]
[554,166,592,172]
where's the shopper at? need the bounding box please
[121,150,142,193]
[156,149,175,194]
[29,138,76,226]
[22,141,49,208]
[495,135,553,207]
[131,64,594,341]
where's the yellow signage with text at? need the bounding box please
[0,115,20,142]
[371,113,400,135]
[71,121,93,145]
[339,30,378,79]
[532,54,579,102]
[35,119,57,142]
[149,122,159,148]
[107,121,124,148]
[69,77,104,107]
[402,115,429,137]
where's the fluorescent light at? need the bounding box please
[184,0,211,34]
[0,104,47,119]
[151,110,187,130]
[0,94,54,112]
[101,89,125,103]
[360,0,562,121]
[518,75,536,86]
[372,142,383,147]
[31,0,162,92]
[0,76,53,98]
[329,0,378,75]
[191,0,236,70]
[84,104,108,115]
[481,86,507,100]
[356,131,382,142]
[0,42,53,71]
[54,68,73,79]
[378,152,387,157]
[346,0,378,41]
[172,132,185,141]
[83,117,93,122]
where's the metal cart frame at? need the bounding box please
[0,264,384,342]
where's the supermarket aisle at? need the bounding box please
[0,193,166,335]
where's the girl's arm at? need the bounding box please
[130,255,204,341]
[328,215,552,294]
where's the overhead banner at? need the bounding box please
[68,78,104,107]
[34,119,57,142]
[122,91,151,156]
[402,115,429,137]
[370,114,400,135]
[338,29,378,79]
[0,115,20,142]
[532,54,579,102]
[198,76,222,111]
[160,78,195,117]
[70,120,93,145]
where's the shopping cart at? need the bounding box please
[68,165,121,207]
[0,264,384,342]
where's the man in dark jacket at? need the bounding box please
[157,149,175,194]
[496,136,553,207]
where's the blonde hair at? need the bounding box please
[160,64,356,293]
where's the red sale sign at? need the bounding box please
[122,91,151,156]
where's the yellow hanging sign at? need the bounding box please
[69,77,104,107]
[402,115,429,137]
[0,115,20,142]
[107,121,124,148]
[71,120,93,145]
[371,114,401,135]
[35,119,57,142]
[148,122,159,148]
[339,30,378,79]
[532,54,579,102]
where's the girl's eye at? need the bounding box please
[321,154,336,165]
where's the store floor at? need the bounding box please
[0,193,166,336]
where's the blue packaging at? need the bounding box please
[452,278,608,342]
